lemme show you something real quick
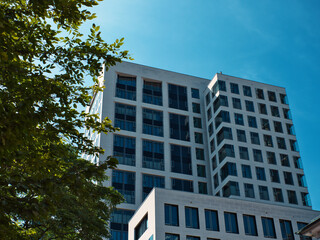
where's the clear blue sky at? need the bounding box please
[88,0,320,210]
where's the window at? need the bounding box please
[261,118,270,130]
[294,156,303,169]
[270,169,280,183]
[259,103,268,115]
[206,92,211,106]
[263,134,273,147]
[192,88,200,99]
[207,107,212,121]
[242,165,252,178]
[218,144,235,162]
[243,85,252,97]
[197,165,206,177]
[205,210,219,231]
[217,127,233,145]
[243,215,257,236]
[284,171,294,185]
[116,75,136,100]
[198,182,208,194]
[113,135,135,166]
[250,132,260,145]
[214,173,219,188]
[273,188,284,202]
[274,121,283,133]
[185,207,199,229]
[277,137,287,150]
[237,129,246,142]
[186,236,200,240]
[280,93,288,104]
[135,214,148,240]
[245,100,255,112]
[297,222,312,240]
[287,123,295,135]
[210,138,215,153]
[169,114,189,141]
[301,192,311,206]
[248,116,257,128]
[143,80,162,105]
[192,103,201,114]
[142,174,164,199]
[222,181,240,197]
[290,140,299,151]
[215,110,230,128]
[232,97,241,109]
[208,122,213,136]
[171,144,192,175]
[261,217,276,238]
[110,209,135,240]
[230,83,239,94]
[212,156,217,170]
[244,184,255,198]
[267,151,277,165]
[256,167,266,181]
[143,108,163,136]
[165,204,179,226]
[280,154,290,167]
[112,170,135,204]
[224,212,239,234]
[172,178,193,192]
[115,103,136,132]
[259,186,269,200]
[165,233,179,240]
[268,91,277,102]
[287,190,298,204]
[220,162,237,181]
[234,113,244,125]
[270,106,280,117]
[213,95,228,112]
[195,132,203,144]
[297,174,307,187]
[194,117,202,129]
[253,149,263,162]
[279,219,294,240]
[143,140,164,170]
[283,108,292,119]
[196,148,205,160]
[256,88,264,99]
[239,146,249,160]
[168,84,188,111]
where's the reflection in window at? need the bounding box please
[279,219,294,240]
[185,207,199,229]
[243,215,257,236]
[172,178,193,192]
[116,75,136,100]
[261,217,276,238]
[171,144,192,175]
[224,212,239,233]
[168,84,188,111]
[143,140,164,170]
[142,174,164,199]
[143,108,163,136]
[165,204,179,226]
[170,114,189,141]
[115,103,136,132]
[143,80,162,105]
[113,135,136,166]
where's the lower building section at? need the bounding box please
[128,188,319,240]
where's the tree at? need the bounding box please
[0,0,130,239]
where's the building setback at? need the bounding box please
[84,61,318,240]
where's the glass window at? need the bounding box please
[212,156,217,170]
[273,188,284,202]
[165,233,179,240]
[294,156,303,169]
[165,204,179,226]
[135,214,148,240]
[112,170,135,204]
[263,134,273,147]
[290,140,299,152]
[259,186,270,200]
[250,132,260,145]
[277,137,287,150]
[239,146,249,160]
[210,138,215,153]
[248,116,257,128]
[280,154,290,167]
[214,173,219,188]
[185,207,199,229]
[297,174,307,187]
[143,80,162,105]
[213,95,228,112]
[279,219,294,240]
[234,113,244,125]
[253,149,263,162]
[208,123,213,137]
[196,148,205,160]
[244,184,255,198]
[232,97,242,109]
[267,151,277,165]
[169,113,190,141]
[220,162,237,181]
[116,75,136,100]
[274,121,283,133]
[268,91,277,102]
[171,144,192,175]
[242,165,252,179]
[207,107,212,121]
[271,106,280,117]
[261,118,270,130]
[287,190,298,204]
[205,92,211,106]
[186,236,200,240]
[224,212,239,234]
[172,178,193,192]
[301,192,311,206]
[142,174,164,199]
[245,100,255,112]
[284,171,294,185]
[243,85,252,97]
[256,88,264,99]
[230,83,239,94]
[215,110,230,128]
[205,210,219,231]
[143,108,163,137]
[212,80,226,95]
[115,103,136,132]
[194,117,202,129]
[283,108,292,120]
[223,181,240,197]
[280,93,289,104]
[192,103,201,114]
[113,135,136,166]
[197,165,206,177]
[259,103,268,115]
[287,123,295,135]
[110,209,135,240]
[198,182,208,194]
[192,88,200,99]
[297,222,312,240]
[256,167,266,181]
[143,140,164,171]
[218,144,235,162]
[243,215,257,236]
[270,169,280,183]
[195,132,203,144]
[217,127,233,145]
[261,217,276,238]
[237,129,246,142]
[168,84,188,111]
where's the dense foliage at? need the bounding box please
[0,0,130,239]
